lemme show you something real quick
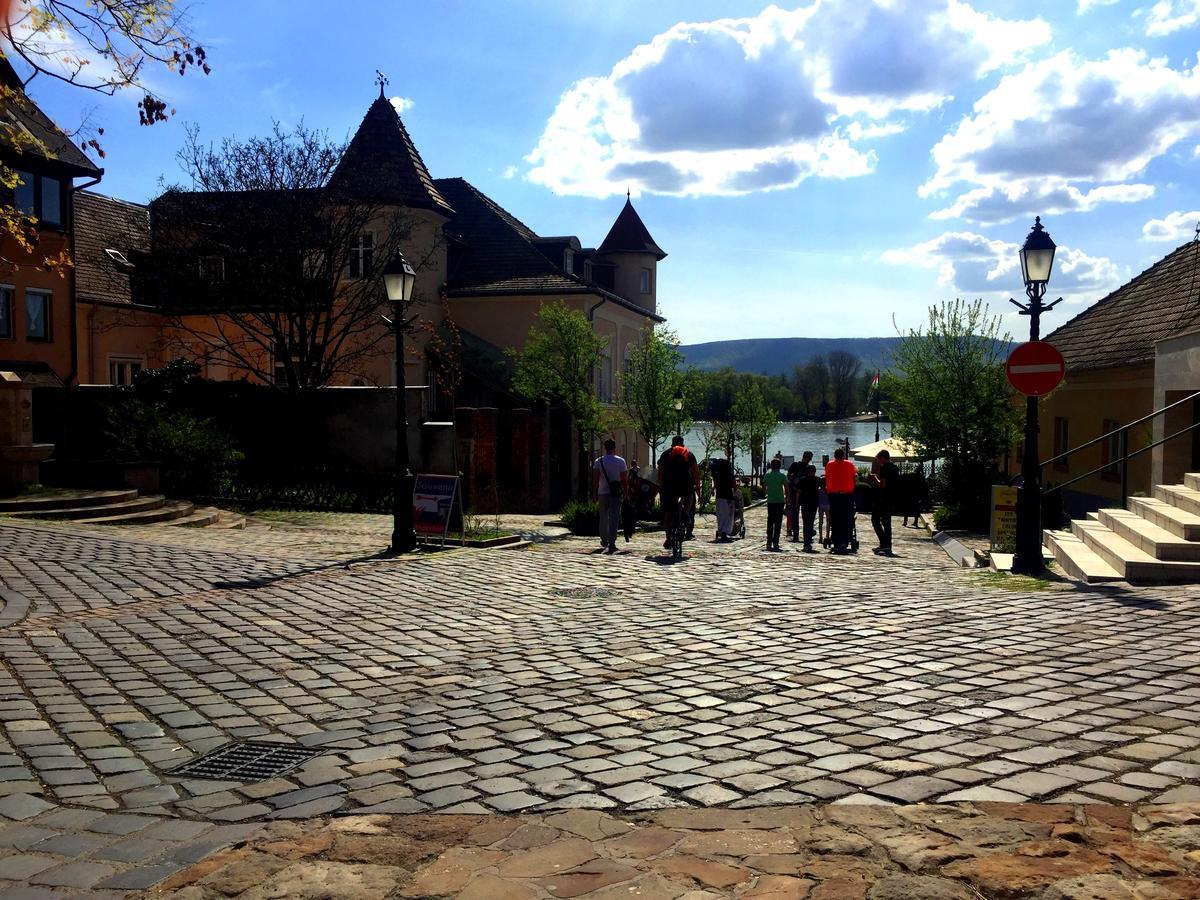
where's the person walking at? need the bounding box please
[824,447,857,554]
[786,451,811,543]
[870,449,899,555]
[799,463,820,552]
[658,436,701,549]
[712,456,735,541]
[763,457,787,551]
[592,439,629,555]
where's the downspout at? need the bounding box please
[66,173,103,387]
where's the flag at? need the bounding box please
[870,372,880,392]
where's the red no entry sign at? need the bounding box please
[1007,341,1066,396]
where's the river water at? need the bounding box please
[682,419,892,471]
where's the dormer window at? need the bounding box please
[583,260,593,283]
[105,248,134,270]
[640,269,651,294]
[563,248,575,275]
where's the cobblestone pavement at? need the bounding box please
[1,510,1200,894]
[153,803,1200,899]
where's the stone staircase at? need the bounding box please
[0,488,246,528]
[1044,472,1200,583]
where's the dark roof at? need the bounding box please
[1047,239,1200,371]
[598,197,666,260]
[73,191,150,305]
[0,55,101,176]
[329,94,452,215]
[0,359,64,388]
[434,177,663,322]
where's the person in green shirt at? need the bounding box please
[763,457,787,551]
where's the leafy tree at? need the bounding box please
[2,1,209,261]
[620,325,687,463]
[730,383,778,478]
[510,301,607,499]
[146,122,424,392]
[827,350,862,418]
[884,298,1019,524]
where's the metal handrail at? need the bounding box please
[1039,389,1200,471]
[1044,420,1200,496]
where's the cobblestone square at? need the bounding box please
[2,510,1200,894]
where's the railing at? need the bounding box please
[1040,390,1200,504]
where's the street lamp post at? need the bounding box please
[383,253,418,553]
[1011,217,1060,576]
[673,388,684,437]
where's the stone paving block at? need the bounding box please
[29,860,118,888]
[0,854,58,880]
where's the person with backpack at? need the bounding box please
[657,435,700,549]
[786,451,812,542]
[592,438,629,554]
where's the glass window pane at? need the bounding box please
[0,287,10,338]
[13,171,33,215]
[25,291,49,340]
[40,177,61,225]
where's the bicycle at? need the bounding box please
[670,495,686,559]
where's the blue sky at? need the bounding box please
[18,0,1200,344]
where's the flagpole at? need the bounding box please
[873,372,881,442]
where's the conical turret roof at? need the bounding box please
[598,196,666,260]
[329,92,453,215]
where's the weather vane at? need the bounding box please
[375,70,389,98]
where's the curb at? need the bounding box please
[932,531,982,568]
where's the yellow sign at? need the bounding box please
[991,485,1018,550]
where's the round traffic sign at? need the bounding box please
[1007,341,1066,396]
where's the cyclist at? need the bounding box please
[657,435,700,550]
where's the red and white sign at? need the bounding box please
[1006,341,1066,396]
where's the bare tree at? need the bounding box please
[143,123,434,391]
[827,350,862,418]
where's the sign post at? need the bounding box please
[990,485,1018,551]
[412,474,465,547]
[1006,341,1066,397]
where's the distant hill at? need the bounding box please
[680,337,903,375]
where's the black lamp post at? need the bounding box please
[1011,217,1060,576]
[384,252,418,553]
[673,388,684,437]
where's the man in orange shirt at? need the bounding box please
[825,447,858,554]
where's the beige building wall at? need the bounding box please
[1026,364,1155,504]
[603,251,657,314]
[76,302,167,384]
[1152,331,1200,486]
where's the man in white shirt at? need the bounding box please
[592,439,629,554]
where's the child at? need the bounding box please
[762,457,787,551]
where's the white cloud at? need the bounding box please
[1078,0,1120,11]
[882,231,1122,304]
[389,96,414,114]
[526,0,1049,198]
[923,50,1200,224]
[1143,209,1200,240]
[502,165,519,180]
[1146,0,1200,35]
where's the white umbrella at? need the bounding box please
[850,437,926,463]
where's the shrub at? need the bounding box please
[560,499,599,536]
[933,505,969,531]
[740,484,753,508]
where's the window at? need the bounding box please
[0,286,11,339]
[563,248,575,275]
[13,171,33,215]
[108,357,142,386]
[583,259,593,282]
[347,233,374,279]
[640,268,651,294]
[1052,417,1069,470]
[39,176,61,225]
[198,255,225,282]
[1102,419,1122,481]
[25,290,50,341]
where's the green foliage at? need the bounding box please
[105,360,243,497]
[559,498,600,536]
[933,505,968,531]
[885,299,1019,523]
[621,326,689,460]
[511,301,605,431]
[689,352,871,422]
[729,383,779,476]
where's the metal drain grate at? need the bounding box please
[170,741,322,781]
[551,586,616,599]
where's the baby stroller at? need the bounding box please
[824,493,860,553]
[731,485,747,540]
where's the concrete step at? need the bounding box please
[1095,508,1200,561]
[1128,495,1200,541]
[160,506,221,528]
[210,511,247,530]
[0,489,138,513]
[1043,528,1122,583]
[1155,484,1200,517]
[75,499,194,526]
[1184,473,1200,491]
[7,495,166,521]
[1073,518,1200,582]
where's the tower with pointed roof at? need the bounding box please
[595,193,666,315]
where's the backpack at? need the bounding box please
[663,446,693,490]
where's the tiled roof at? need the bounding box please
[329,94,452,215]
[598,197,666,260]
[0,55,101,176]
[73,191,149,305]
[1047,239,1200,371]
[434,177,664,322]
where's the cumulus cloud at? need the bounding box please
[389,96,414,113]
[923,50,1200,223]
[1143,209,1200,241]
[526,0,1049,198]
[882,231,1122,303]
[1078,0,1120,11]
[1146,0,1200,35]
